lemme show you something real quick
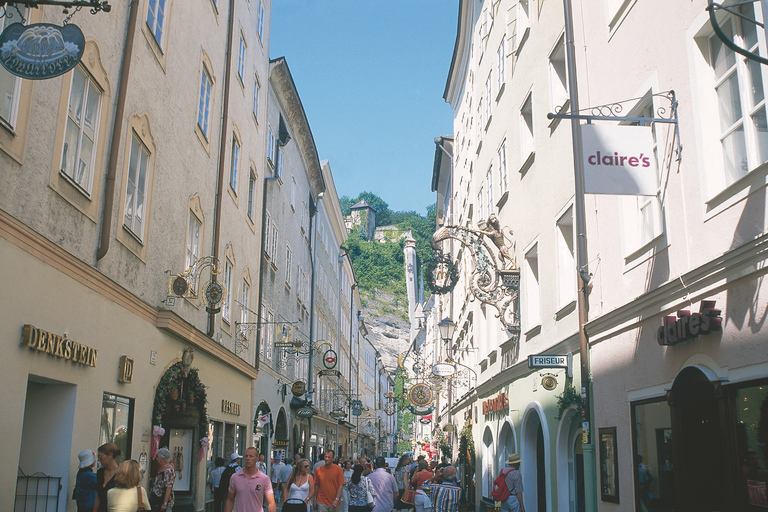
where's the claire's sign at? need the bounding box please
[482,392,508,415]
[0,23,85,79]
[657,300,722,346]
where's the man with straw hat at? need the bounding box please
[500,454,524,512]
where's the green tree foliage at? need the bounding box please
[395,368,415,454]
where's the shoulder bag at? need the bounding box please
[365,477,376,509]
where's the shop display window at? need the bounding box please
[100,392,134,463]
[733,382,768,508]
[631,399,676,511]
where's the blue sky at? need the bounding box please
[270,1,458,215]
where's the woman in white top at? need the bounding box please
[106,460,150,512]
[284,458,315,512]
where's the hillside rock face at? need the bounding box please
[361,290,410,371]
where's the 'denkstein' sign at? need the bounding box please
[581,124,658,196]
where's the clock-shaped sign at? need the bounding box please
[408,383,433,408]
[172,276,189,296]
[204,281,224,306]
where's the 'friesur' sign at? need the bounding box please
[528,353,572,377]
[582,124,658,196]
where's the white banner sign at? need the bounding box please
[582,124,658,196]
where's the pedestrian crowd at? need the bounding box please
[73,443,490,512]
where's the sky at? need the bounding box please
[270,1,459,215]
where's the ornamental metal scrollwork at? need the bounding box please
[429,215,520,339]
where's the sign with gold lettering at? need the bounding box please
[21,324,97,367]
[482,392,509,415]
[222,399,241,416]
[118,356,134,383]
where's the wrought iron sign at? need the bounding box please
[429,215,520,338]
[166,256,224,313]
[706,1,767,66]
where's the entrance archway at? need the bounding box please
[482,426,494,499]
[556,408,584,512]
[497,420,517,470]
[521,405,548,512]
[669,366,727,511]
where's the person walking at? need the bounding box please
[500,454,525,512]
[394,454,412,512]
[422,466,461,512]
[341,461,353,512]
[410,460,433,512]
[346,464,375,512]
[367,457,398,512]
[149,447,175,512]
[224,447,276,512]
[209,457,227,512]
[106,460,151,512]
[284,458,315,512]
[74,449,98,512]
[92,443,120,512]
[272,456,285,502]
[314,449,345,512]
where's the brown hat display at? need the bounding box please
[505,453,522,465]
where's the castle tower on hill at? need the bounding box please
[350,199,376,241]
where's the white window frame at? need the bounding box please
[486,165,494,212]
[0,13,21,128]
[291,178,296,211]
[146,0,167,48]
[230,134,240,194]
[257,0,265,42]
[267,125,275,166]
[497,38,506,94]
[264,212,273,258]
[520,93,535,170]
[253,75,260,120]
[549,35,568,112]
[186,211,201,269]
[276,145,284,179]
[241,279,250,325]
[285,244,293,286]
[123,133,150,240]
[61,65,102,195]
[266,308,274,361]
[197,67,213,139]
[247,168,256,221]
[237,34,246,83]
[223,258,233,323]
[523,243,541,330]
[498,139,508,194]
[555,206,576,309]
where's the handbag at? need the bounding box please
[365,478,376,509]
[401,489,416,505]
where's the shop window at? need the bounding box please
[733,382,768,508]
[631,398,675,511]
[100,392,133,463]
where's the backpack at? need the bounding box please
[490,468,513,502]
[218,465,238,497]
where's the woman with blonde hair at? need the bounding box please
[106,460,150,511]
[283,458,315,512]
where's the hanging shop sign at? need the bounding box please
[528,353,573,377]
[408,383,434,408]
[420,417,432,425]
[323,349,338,369]
[407,404,435,416]
[273,440,289,447]
[351,400,363,416]
[581,124,658,196]
[319,369,341,377]
[21,324,97,367]
[292,380,306,396]
[657,300,722,346]
[0,23,85,80]
[330,410,347,420]
[443,424,456,432]
[118,356,134,383]
[296,407,315,419]
[482,393,509,415]
[432,363,456,377]
[275,324,295,348]
[221,399,241,416]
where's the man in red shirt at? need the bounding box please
[225,447,276,512]
[313,449,344,512]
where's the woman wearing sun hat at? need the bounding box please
[502,454,525,512]
[74,449,98,512]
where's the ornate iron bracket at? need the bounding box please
[1,1,111,14]
[547,90,682,162]
[429,219,520,339]
[165,256,223,312]
[706,0,767,65]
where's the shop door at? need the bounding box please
[670,367,728,512]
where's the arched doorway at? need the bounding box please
[274,408,289,459]
[497,420,516,469]
[254,401,272,458]
[668,366,727,511]
[556,408,584,512]
[521,406,548,512]
[482,426,494,499]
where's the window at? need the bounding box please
[230,135,240,194]
[146,0,167,47]
[498,139,508,194]
[237,35,246,83]
[732,382,768,509]
[61,66,101,194]
[241,279,250,325]
[100,393,133,463]
[267,125,275,165]
[556,207,575,308]
[477,188,484,221]
[223,258,233,323]
[291,178,296,210]
[518,0,531,43]
[485,73,492,124]
[285,245,292,285]
[549,36,568,111]
[253,76,260,120]
[0,11,24,126]
[266,309,274,361]
[123,133,150,240]
[264,212,272,258]
[631,399,672,512]
[247,169,256,221]
[520,93,535,168]
[524,244,541,329]
[257,0,265,42]
[704,5,768,189]
[197,67,213,139]
[620,97,664,255]
[270,222,279,264]
[276,146,284,179]
[486,166,494,213]
[497,38,506,93]
[301,201,308,234]
[186,211,201,269]
[260,303,266,358]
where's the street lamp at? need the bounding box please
[438,317,457,342]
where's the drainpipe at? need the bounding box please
[96,0,139,261]
[208,0,236,336]
[562,0,597,509]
